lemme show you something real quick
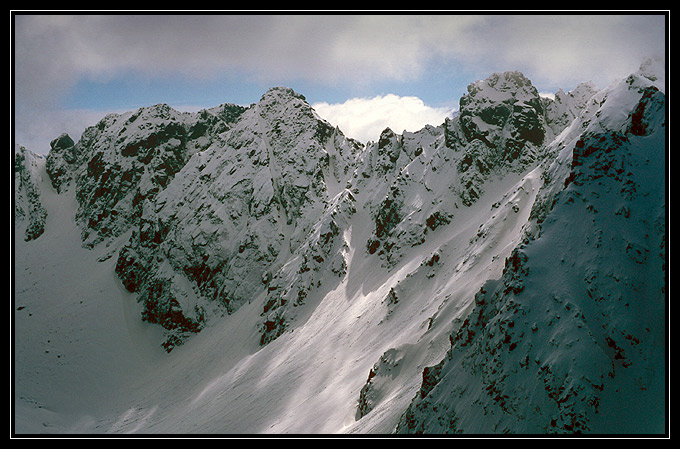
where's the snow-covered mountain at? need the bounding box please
[15,144,48,242]
[396,65,667,434]
[13,57,667,435]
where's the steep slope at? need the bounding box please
[395,60,666,435]
[13,59,666,435]
[14,177,170,434]
[14,145,48,242]
[45,102,246,248]
[114,87,363,350]
[351,70,567,272]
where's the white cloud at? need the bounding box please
[313,94,454,143]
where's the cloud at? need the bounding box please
[446,14,666,90]
[313,94,454,143]
[12,14,482,93]
[13,14,666,153]
[14,14,666,94]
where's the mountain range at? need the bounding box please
[13,56,667,435]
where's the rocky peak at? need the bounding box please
[373,127,405,176]
[114,85,362,350]
[260,85,308,103]
[636,55,665,89]
[377,127,398,145]
[465,70,537,99]
[45,133,78,193]
[50,133,76,157]
[256,86,334,147]
[458,70,547,151]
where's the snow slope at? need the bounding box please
[14,155,542,434]
[395,59,666,435]
[13,58,667,435]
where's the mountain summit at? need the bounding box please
[14,60,666,435]
[397,63,666,434]
[112,86,363,349]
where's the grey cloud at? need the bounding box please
[15,14,665,100]
[13,14,666,153]
[441,14,666,90]
[13,14,484,98]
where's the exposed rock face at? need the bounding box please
[46,102,246,248]
[395,66,666,435]
[459,71,548,150]
[45,133,77,193]
[115,87,362,349]
[356,348,405,420]
[353,70,589,269]
[28,70,611,353]
[16,58,665,434]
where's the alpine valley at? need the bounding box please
[13,57,667,435]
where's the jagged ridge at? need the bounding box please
[14,57,666,435]
[395,62,666,435]
[115,87,363,349]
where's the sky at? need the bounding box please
[12,13,667,154]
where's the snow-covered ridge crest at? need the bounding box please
[43,100,248,247]
[14,57,666,435]
[17,70,609,351]
[395,59,666,435]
